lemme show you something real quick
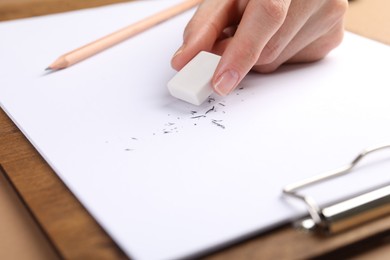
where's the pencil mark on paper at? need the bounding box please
[205,106,215,114]
[191,115,206,119]
[211,119,225,129]
[122,85,252,151]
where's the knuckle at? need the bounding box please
[310,26,345,61]
[333,0,349,16]
[261,0,289,26]
[237,43,260,66]
[260,41,282,64]
[325,0,348,19]
[204,20,221,39]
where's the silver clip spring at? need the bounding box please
[283,144,390,234]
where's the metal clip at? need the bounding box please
[283,144,390,234]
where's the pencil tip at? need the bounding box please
[45,67,53,71]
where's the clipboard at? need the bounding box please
[3,0,390,256]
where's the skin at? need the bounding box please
[171,0,348,96]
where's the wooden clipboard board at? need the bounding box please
[1,0,390,259]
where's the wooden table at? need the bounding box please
[1,0,390,259]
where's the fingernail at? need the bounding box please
[213,70,239,96]
[173,44,185,58]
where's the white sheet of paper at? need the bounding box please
[1,1,390,259]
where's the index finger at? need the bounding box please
[171,0,238,70]
[213,0,290,96]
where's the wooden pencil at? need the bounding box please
[46,0,202,70]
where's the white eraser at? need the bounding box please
[167,51,221,106]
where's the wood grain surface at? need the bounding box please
[0,0,131,21]
[0,168,60,260]
[0,0,390,259]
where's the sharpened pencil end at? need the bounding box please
[46,56,69,70]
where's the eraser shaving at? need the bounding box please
[167,51,221,106]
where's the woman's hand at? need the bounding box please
[171,0,348,96]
